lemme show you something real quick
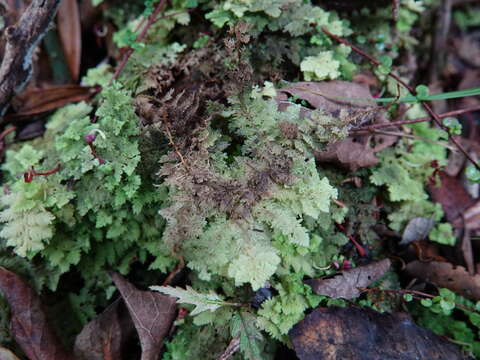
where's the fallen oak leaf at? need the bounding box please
[289,306,471,360]
[405,261,480,301]
[110,272,176,360]
[0,267,72,360]
[306,259,390,299]
[74,299,136,360]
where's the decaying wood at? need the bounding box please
[0,0,62,117]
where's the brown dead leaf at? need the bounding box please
[290,306,470,360]
[429,171,475,224]
[110,272,176,360]
[0,267,72,360]
[405,260,480,301]
[7,85,96,122]
[0,347,21,360]
[276,81,395,171]
[306,259,390,299]
[314,137,380,171]
[57,0,81,81]
[277,81,376,120]
[454,200,480,230]
[74,299,136,360]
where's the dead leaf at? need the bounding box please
[306,259,390,299]
[8,85,96,121]
[408,240,447,263]
[276,81,395,171]
[0,347,21,360]
[455,201,480,229]
[400,217,436,245]
[57,0,81,81]
[110,272,176,360]
[74,299,136,360]
[290,306,471,360]
[314,137,380,172]
[277,81,376,121]
[405,261,480,301]
[0,267,72,360]
[429,171,475,224]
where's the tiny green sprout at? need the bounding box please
[466,164,480,183]
[415,85,429,101]
[440,299,456,313]
[356,35,366,44]
[421,298,433,307]
[193,35,210,49]
[310,35,322,45]
[403,293,413,302]
[442,117,462,135]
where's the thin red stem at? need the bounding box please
[0,126,16,141]
[110,0,168,83]
[32,163,61,176]
[352,105,480,132]
[336,223,367,257]
[321,27,480,171]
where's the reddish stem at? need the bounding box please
[352,105,480,132]
[24,163,61,182]
[88,143,105,164]
[321,27,480,171]
[336,223,367,257]
[110,0,168,83]
[32,163,61,176]
[0,126,16,141]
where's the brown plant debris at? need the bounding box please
[428,171,476,224]
[405,261,480,301]
[0,0,62,116]
[74,299,136,360]
[306,259,391,299]
[289,306,472,360]
[276,81,396,171]
[110,272,176,360]
[0,267,71,360]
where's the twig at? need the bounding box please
[322,27,480,171]
[357,129,457,150]
[360,287,480,315]
[110,0,168,83]
[0,126,16,142]
[352,105,480,132]
[0,0,62,117]
[336,223,367,257]
[161,245,186,286]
